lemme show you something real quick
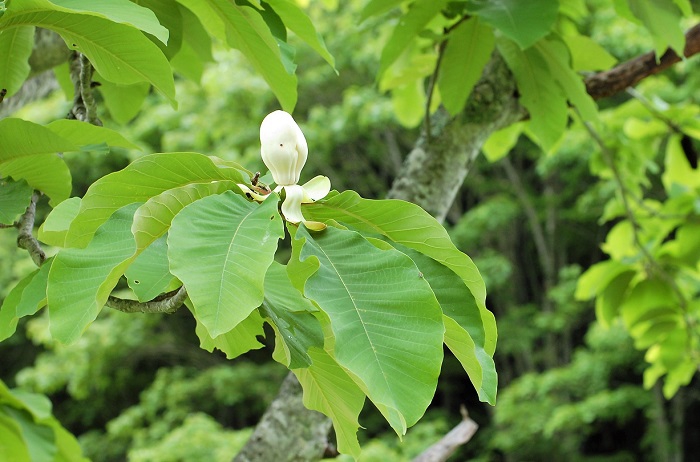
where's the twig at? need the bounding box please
[79,53,101,126]
[413,406,478,462]
[106,286,187,314]
[16,191,46,267]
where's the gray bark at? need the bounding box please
[0,29,68,119]
[233,373,333,462]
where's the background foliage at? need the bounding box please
[2,0,700,461]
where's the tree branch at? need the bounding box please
[106,287,187,314]
[585,23,700,100]
[412,406,478,462]
[16,192,46,267]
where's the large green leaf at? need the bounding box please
[124,234,175,302]
[190,303,267,359]
[0,25,34,97]
[168,191,284,337]
[0,412,31,461]
[0,268,38,341]
[261,262,324,368]
[94,79,150,125]
[535,38,598,122]
[393,243,497,404]
[0,178,32,225]
[178,0,297,110]
[497,37,568,150]
[1,0,176,103]
[46,119,140,150]
[438,17,494,116]
[379,0,449,77]
[1,154,71,206]
[294,225,444,435]
[2,406,56,462]
[132,181,238,253]
[467,0,558,49]
[48,0,169,43]
[304,190,496,356]
[0,118,78,163]
[38,197,81,247]
[293,347,364,458]
[48,205,138,343]
[137,0,183,58]
[64,152,247,248]
[629,0,685,57]
[266,0,335,69]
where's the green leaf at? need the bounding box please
[0,118,78,163]
[0,25,34,97]
[64,152,247,248]
[261,262,324,368]
[360,0,404,22]
[394,244,497,404]
[48,205,138,344]
[138,0,183,58]
[620,278,675,329]
[562,34,618,71]
[293,347,364,458]
[629,0,685,57]
[168,192,284,337]
[482,122,523,162]
[379,0,449,77]
[0,269,36,341]
[304,190,496,356]
[38,197,80,247]
[46,119,140,150]
[391,79,425,128]
[663,134,700,193]
[2,406,56,462]
[48,0,170,44]
[179,4,213,62]
[535,38,598,122]
[179,0,297,110]
[1,153,71,206]
[191,303,266,359]
[595,271,634,328]
[266,0,335,69]
[0,178,32,225]
[15,259,50,319]
[0,413,31,461]
[497,37,568,150]
[132,181,239,253]
[467,0,558,49]
[438,17,494,116]
[0,0,176,104]
[294,225,444,434]
[575,259,633,300]
[125,235,175,302]
[95,78,150,125]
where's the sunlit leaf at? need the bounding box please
[168,192,284,337]
[467,0,558,49]
[0,25,34,97]
[294,225,444,434]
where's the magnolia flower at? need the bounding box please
[239,110,330,230]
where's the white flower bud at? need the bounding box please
[260,110,308,186]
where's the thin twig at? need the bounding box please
[106,286,187,314]
[16,191,46,267]
[413,406,478,462]
[625,87,683,133]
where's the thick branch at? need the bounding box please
[106,287,187,314]
[585,23,700,99]
[16,192,46,267]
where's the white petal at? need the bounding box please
[280,184,305,224]
[301,175,331,203]
[260,111,308,186]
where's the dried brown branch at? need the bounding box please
[585,23,700,100]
